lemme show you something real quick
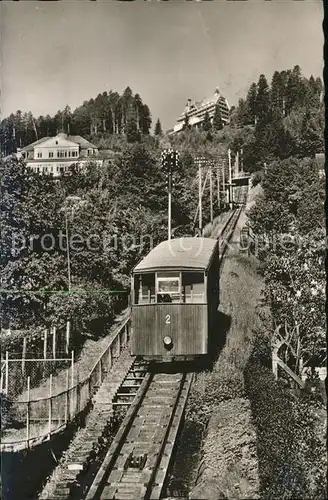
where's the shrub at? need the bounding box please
[187,366,245,430]
[0,392,13,431]
[244,359,326,499]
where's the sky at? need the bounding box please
[0,0,324,131]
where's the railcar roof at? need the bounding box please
[134,237,218,272]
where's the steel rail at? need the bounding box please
[84,372,192,500]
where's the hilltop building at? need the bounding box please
[172,88,230,133]
[18,133,102,177]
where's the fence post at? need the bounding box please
[43,330,48,359]
[0,372,3,392]
[26,376,30,447]
[22,337,27,375]
[76,371,80,414]
[52,327,57,359]
[66,321,71,354]
[108,345,112,371]
[115,334,121,358]
[5,351,9,395]
[123,324,128,346]
[98,359,102,386]
[48,374,52,439]
[71,351,74,389]
[65,369,69,423]
[272,349,278,380]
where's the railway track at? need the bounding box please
[84,371,193,500]
[218,206,242,258]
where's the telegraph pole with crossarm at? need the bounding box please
[161,149,180,240]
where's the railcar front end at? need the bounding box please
[130,237,219,361]
[131,270,208,359]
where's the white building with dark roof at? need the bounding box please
[173,88,230,133]
[19,133,102,177]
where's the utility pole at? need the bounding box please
[228,148,233,210]
[65,212,71,292]
[222,161,225,206]
[198,161,203,234]
[209,163,213,223]
[216,166,220,209]
[235,151,239,177]
[168,171,172,240]
[162,149,179,240]
[62,196,81,351]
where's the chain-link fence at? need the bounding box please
[1,316,130,451]
[2,356,73,399]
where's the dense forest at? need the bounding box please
[231,65,324,168]
[0,87,152,155]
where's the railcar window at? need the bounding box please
[156,272,180,303]
[134,273,155,304]
[182,272,205,303]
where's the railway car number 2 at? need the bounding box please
[165,314,171,324]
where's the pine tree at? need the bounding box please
[126,117,141,143]
[182,114,190,131]
[202,111,212,132]
[235,98,249,126]
[213,104,223,130]
[245,82,257,124]
[270,72,282,114]
[154,118,163,136]
[255,74,270,123]
[140,104,151,135]
[285,65,303,114]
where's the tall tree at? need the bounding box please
[255,74,270,123]
[213,104,223,130]
[235,98,249,127]
[245,82,258,124]
[140,104,151,135]
[202,111,212,132]
[154,118,163,136]
[285,65,303,114]
[133,94,143,131]
[182,114,190,131]
[126,117,141,143]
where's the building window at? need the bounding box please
[72,150,78,157]
[49,152,54,158]
[37,152,42,158]
[57,150,66,158]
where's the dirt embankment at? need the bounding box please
[191,398,259,500]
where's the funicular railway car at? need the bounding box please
[131,237,220,360]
